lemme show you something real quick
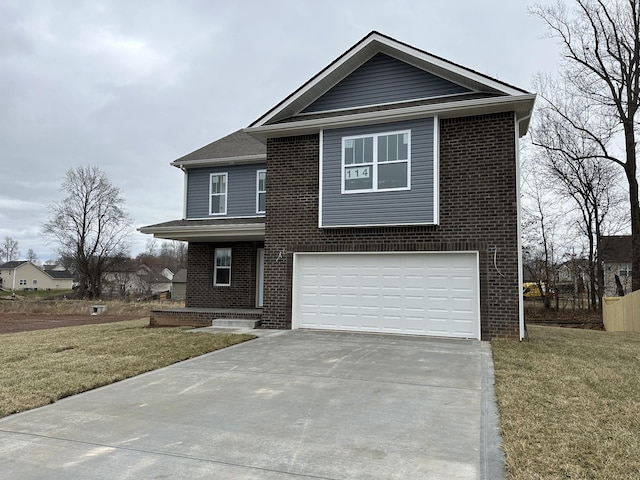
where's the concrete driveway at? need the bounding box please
[0,330,504,479]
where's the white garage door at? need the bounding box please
[292,252,480,339]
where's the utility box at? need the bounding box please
[90,305,107,315]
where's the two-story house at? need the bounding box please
[0,261,74,291]
[600,235,633,296]
[141,31,535,340]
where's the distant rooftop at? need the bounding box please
[600,236,632,263]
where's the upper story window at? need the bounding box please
[619,263,632,277]
[342,130,410,193]
[256,170,266,214]
[209,173,227,215]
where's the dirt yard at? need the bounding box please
[524,301,604,329]
[0,313,147,334]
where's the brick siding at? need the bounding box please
[262,112,520,340]
[186,241,263,309]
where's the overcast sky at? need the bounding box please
[0,0,560,262]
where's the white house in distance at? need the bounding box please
[0,261,74,291]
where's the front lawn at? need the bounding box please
[492,325,640,479]
[0,319,254,418]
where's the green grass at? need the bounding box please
[0,319,254,418]
[492,325,640,479]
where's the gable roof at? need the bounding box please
[45,269,74,279]
[0,261,73,280]
[600,235,632,263]
[172,269,187,283]
[246,31,535,139]
[0,261,28,269]
[171,129,266,169]
[139,270,171,284]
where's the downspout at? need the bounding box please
[181,165,188,220]
[516,112,532,341]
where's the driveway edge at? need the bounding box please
[480,342,506,480]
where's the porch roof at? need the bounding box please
[138,218,265,243]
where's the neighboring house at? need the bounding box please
[102,260,172,298]
[600,235,632,296]
[171,269,187,300]
[140,31,536,340]
[0,261,74,291]
[160,268,174,282]
[556,258,590,295]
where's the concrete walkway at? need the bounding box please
[0,330,505,479]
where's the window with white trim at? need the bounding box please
[209,173,227,215]
[214,248,231,286]
[619,263,632,277]
[256,170,266,214]
[342,130,410,193]
[19,279,26,286]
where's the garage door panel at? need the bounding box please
[292,252,480,339]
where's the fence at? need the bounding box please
[603,290,640,332]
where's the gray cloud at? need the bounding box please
[0,0,558,261]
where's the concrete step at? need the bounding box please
[212,318,262,329]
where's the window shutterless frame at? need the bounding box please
[209,172,228,215]
[256,170,266,214]
[214,248,231,286]
[341,129,411,194]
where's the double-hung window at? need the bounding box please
[210,173,227,215]
[342,130,410,193]
[256,170,266,214]
[214,248,231,286]
[619,264,632,277]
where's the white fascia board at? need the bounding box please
[138,223,265,241]
[251,36,377,128]
[380,40,527,97]
[171,154,267,169]
[246,94,536,141]
[251,32,530,128]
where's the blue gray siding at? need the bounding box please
[303,53,469,113]
[321,118,435,227]
[186,163,266,218]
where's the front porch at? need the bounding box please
[150,307,263,328]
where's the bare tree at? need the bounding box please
[531,0,640,291]
[136,240,187,274]
[144,237,158,256]
[522,169,562,309]
[42,166,132,299]
[0,237,20,263]
[26,248,39,265]
[159,240,188,272]
[531,74,626,310]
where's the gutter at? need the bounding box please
[171,154,267,169]
[245,94,536,141]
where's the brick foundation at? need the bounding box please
[149,308,263,328]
